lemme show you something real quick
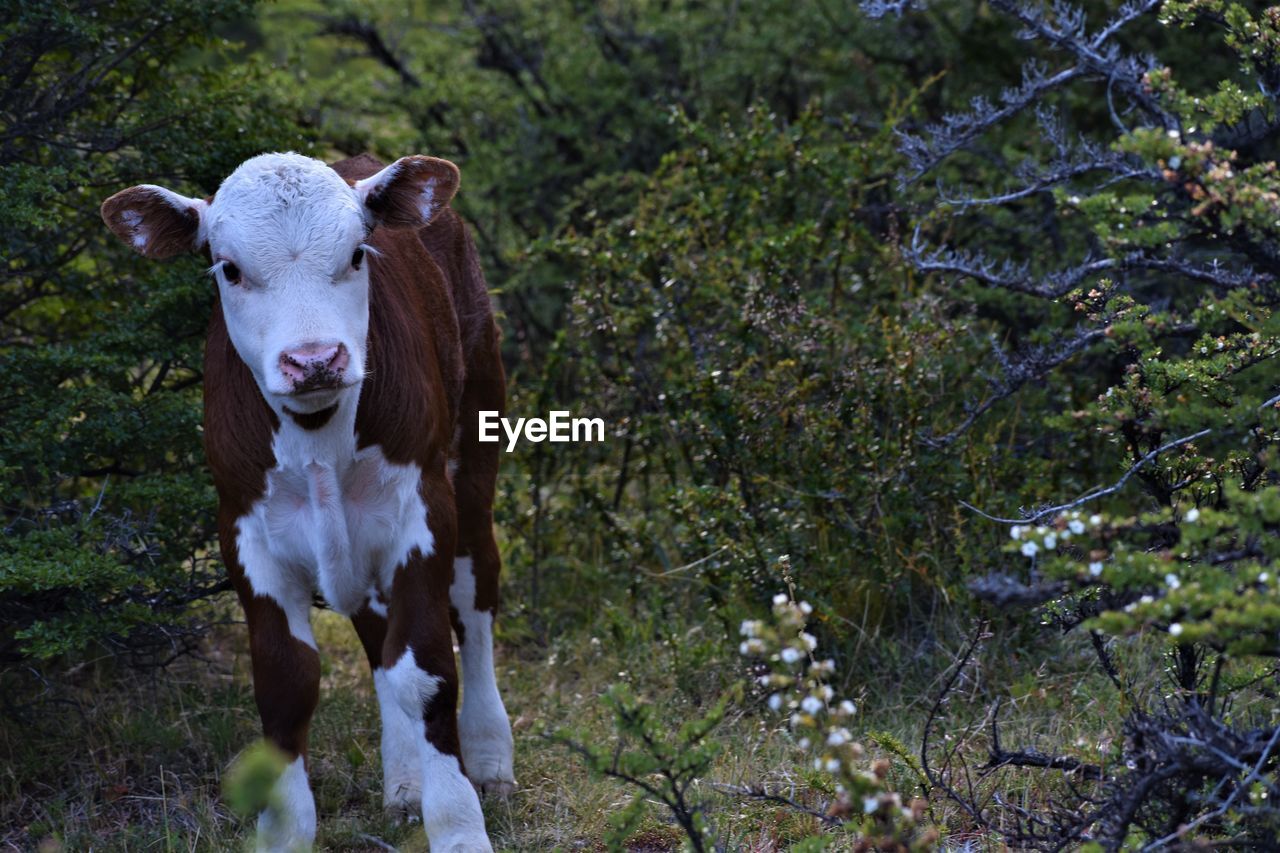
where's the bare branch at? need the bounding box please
[960,428,1212,525]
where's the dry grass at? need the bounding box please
[0,599,1132,852]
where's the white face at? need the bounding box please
[103,151,461,420]
[205,153,371,414]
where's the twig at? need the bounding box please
[960,428,1212,525]
[920,620,991,823]
[1140,725,1280,850]
[712,782,840,826]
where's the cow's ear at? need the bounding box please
[101,185,207,259]
[355,155,459,229]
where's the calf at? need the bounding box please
[101,152,514,851]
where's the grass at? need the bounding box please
[0,596,1153,851]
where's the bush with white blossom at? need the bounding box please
[1005,488,1280,657]
[740,582,938,850]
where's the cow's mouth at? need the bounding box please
[281,402,340,431]
[279,379,357,413]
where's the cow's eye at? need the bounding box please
[351,247,365,270]
[222,261,241,285]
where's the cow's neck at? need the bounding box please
[270,386,362,476]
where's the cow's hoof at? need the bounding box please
[432,835,493,853]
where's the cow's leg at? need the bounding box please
[451,379,516,796]
[225,522,320,851]
[350,602,424,817]
[450,548,514,796]
[382,476,491,852]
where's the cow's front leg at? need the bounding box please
[382,483,491,852]
[351,603,425,818]
[228,527,320,852]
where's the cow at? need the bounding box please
[100,151,514,852]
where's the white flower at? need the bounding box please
[800,632,818,651]
[1043,533,1057,550]
[1169,623,1184,636]
[780,647,803,664]
[1010,525,1025,540]
[838,700,857,716]
[810,658,835,677]
[1068,519,1086,535]
[863,796,880,814]
[1260,572,1270,583]
[1090,514,1103,526]
[1089,561,1104,577]
[818,685,835,701]
[797,737,810,750]
[740,638,765,655]
[801,696,823,715]
[827,728,851,746]
[813,757,824,770]
[1021,541,1039,558]
[825,757,841,773]
[768,693,783,712]
[1165,573,1180,590]
[772,592,789,606]
[798,601,813,615]
[1185,508,1200,522]
[739,620,759,637]
[1140,595,1154,605]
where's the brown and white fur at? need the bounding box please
[101,152,514,851]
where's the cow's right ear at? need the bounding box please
[101,185,207,259]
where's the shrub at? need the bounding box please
[0,0,310,667]
[871,0,1280,844]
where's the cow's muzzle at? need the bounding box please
[279,343,350,393]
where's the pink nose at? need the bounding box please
[279,343,349,390]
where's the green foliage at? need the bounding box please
[0,0,311,665]
[501,99,1080,655]
[885,0,1280,843]
[970,0,1280,675]
[551,682,734,852]
[222,740,287,819]
[255,0,967,358]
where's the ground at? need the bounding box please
[0,597,1128,851]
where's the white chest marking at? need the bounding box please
[236,443,434,619]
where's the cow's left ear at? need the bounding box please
[355,155,460,229]
[101,185,207,259]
